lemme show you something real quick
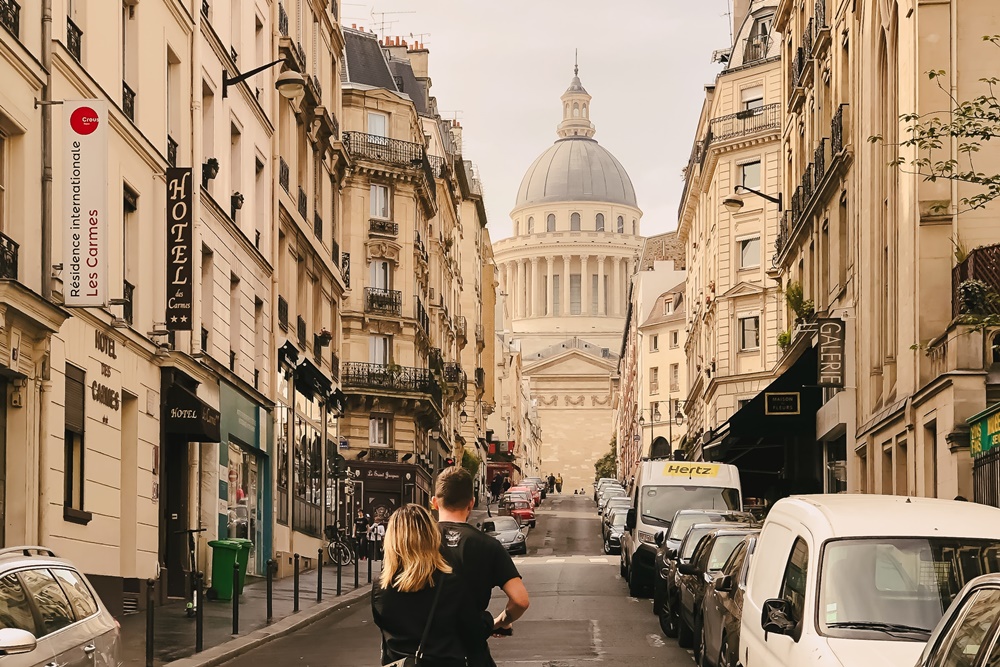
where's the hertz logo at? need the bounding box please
[662,463,720,478]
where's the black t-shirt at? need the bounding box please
[438,521,521,612]
[354,517,368,538]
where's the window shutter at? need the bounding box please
[65,365,86,433]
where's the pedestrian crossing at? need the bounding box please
[511,554,616,565]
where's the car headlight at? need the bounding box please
[639,531,657,545]
[515,533,525,541]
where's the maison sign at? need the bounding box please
[764,392,801,415]
[166,168,193,330]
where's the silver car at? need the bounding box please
[0,547,120,667]
[482,516,528,555]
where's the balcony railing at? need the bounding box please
[791,46,805,89]
[330,351,340,383]
[331,238,340,266]
[365,288,402,316]
[415,232,428,262]
[278,3,288,36]
[814,139,826,188]
[1,0,20,38]
[314,211,323,240]
[416,298,430,336]
[804,19,814,58]
[0,231,19,280]
[428,155,448,178]
[201,0,209,18]
[341,362,442,407]
[742,34,770,63]
[429,347,442,369]
[167,135,178,168]
[297,41,306,68]
[443,362,465,387]
[475,367,485,389]
[369,218,398,236]
[455,316,467,340]
[297,315,307,349]
[953,244,1000,319]
[832,104,844,155]
[279,157,290,193]
[278,295,289,331]
[815,0,827,29]
[342,252,350,288]
[66,16,82,62]
[475,323,485,345]
[709,103,781,143]
[342,132,425,169]
[122,81,136,121]
[123,280,134,325]
[297,186,307,218]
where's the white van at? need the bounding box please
[740,495,1000,667]
[621,460,742,597]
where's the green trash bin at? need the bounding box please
[207,539,241,601]
[229,538,254,594]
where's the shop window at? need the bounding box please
[64,365,90,523]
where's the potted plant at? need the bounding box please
[958,279,995,315]
[777,329,792,351]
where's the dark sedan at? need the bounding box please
[652,510,754,627]
[482,515,528,555]
[698,534,756,667]
[676,527,759,662]
[602,508,628,554]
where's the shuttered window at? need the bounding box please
[65,365,85,434]
[64,365,87,518]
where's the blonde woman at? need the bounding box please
[371,504,492,666]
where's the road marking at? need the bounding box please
[589,557,609,563]
[511,555,617,565]
[547,558,566,563]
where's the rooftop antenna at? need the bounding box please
[724,0,733,46]
[371,9,415,39]
[409,32,432,44]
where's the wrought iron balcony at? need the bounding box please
[297,186,307,218]
[443,362,465,386]
[815,0,827,29]
[416,298,430,336]
[455,316,467,341]
[832,104,845,155]
[428,155,448,178]
[742,34,770,63]
[814,139,826,187]
[1,0,20,38]
[709,103,780,143]
[331,238,340,266]
[296,315,307,349]
[803,19,814,58]
[66,16,82,62]
[475,367,485,389]
[0,231,19,280]
[365,288,402,316]
[122,81,136,121]
[342,132,426,169]
[952,243,1000,319]
[429,347,442,369]
[369,218,398,236]
[341,362,442,407]
[314,211,323,240]
[278,3,288,36]
[475,323,485,346]
[167,135,178,168]
[123,280,134,325]
[279,157,290,193]
[278,296,289,330]
[330,351,340,383]
[297,41,306,67]
[201,0,209,18]
[342,252,350,288]
[791,46,805,89]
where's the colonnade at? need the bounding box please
[500,254,635,320]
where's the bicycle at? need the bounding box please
[175,527,206,616]
[324,525,354,566]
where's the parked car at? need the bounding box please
[676,526,760,661]
[510,484,540,507]
[523,477,547,501]
[502,490,533,507]
[0,546,121,667]
[698,534,757,667]
[482,515,528,555]
[595,478,620,502]
[599,488,627,515]
[652,510,755,623]
[660,517,754,639]
[498,498,536,528]
[602,508,629,554]
[603,497,631,519]
[741,495,1000,667]
[913,572,1000,667]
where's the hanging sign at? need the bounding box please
[165,167,194,330]
[817,318,846,387]
[64,100,108,306]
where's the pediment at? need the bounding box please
[720,281,766,299]
[523,348,617,376]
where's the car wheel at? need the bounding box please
[719,632,735,667]
[659,594,679,638]
[627,563,645,598]
[620,555,627,578]
[694,616,706,665]
[652,580,663,616]
[678,614,694,649]
[604,539,612,555]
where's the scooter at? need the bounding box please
[175,527,206,618]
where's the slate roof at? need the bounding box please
[388,58,427,114]
[343,29,396,90]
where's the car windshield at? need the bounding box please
[668,512,753,540]
[819,538,1000,641]
[611,513,628,527]
[641,486,741,527]
[486,517,520,532]
[708,535,750,570]
[681,526,719,559]
[512,501,530,509]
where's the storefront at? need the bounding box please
[345,460,433,523]
[218,382,271,576]
[968,404,1000,508]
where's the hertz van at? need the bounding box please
[621,460,742,596]
[740,495,1000,667]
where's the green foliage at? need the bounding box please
[594,436,617,481]
[952,236,969,263]
[777,329,792,351]
[461,449,481,479]
[784,281,815,322]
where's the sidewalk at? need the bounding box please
[121,558,382,667]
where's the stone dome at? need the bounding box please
[515,137,638,209]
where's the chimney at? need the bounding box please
[732,0,752,44]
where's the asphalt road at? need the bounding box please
[221,493,693,666]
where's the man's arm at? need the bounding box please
[493,576,529,630]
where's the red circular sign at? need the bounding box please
[70,106,100,135]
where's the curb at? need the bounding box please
[165,585,372,667]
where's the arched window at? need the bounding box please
[514,220,520,236]
[617,216,624,233]
[573,102,580,117]
[527,217,534,234]
[583,103,588,118]
[632,219,637,235]
[564,103,569,116]
[596,213,605,231]
[571,212,581,231]
[546,214,556,232]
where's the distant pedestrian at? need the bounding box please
[353,510,370,561]
[502,477,512,494]
[491,473,504,502]
[369,519,386,560]
[555,474,563,493]
[547,474,556,494]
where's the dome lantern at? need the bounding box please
[557,58,595,139]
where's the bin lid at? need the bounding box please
[208,540,241,550]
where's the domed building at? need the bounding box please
[493,68,644,491]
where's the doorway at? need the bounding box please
[226,442,262,575]
[162,439,190,598]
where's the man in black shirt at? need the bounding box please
[434,467,530,667]
[352,510,369,560]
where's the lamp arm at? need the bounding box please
[223,58,287,98]
[734,185,783,211]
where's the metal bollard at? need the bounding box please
[145,579,155,667]
[317,548,324,603]
[232,562,240,635]
[336,554,342,596]
[354,551,359,590]
[293,553,300,612]
[266,559,275,622]
[195,572,204,652]
[367,549,372,584]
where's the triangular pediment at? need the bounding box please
[523,347,617,376]
[721,281,766,298]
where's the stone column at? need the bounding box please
[530,258,541,317]
[545,257,555,316]
[562,255,573,316]
[517,258,527,319]
[612,256,622,316]
[597,255,606,316]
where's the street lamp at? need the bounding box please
[723,185,783,213]
[638,403,663,451]
[223,59,305,100]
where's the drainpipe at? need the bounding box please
[190,2,205,567]
[38,0,53,549]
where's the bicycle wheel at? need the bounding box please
[335,541,354,566]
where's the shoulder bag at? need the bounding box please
[384,572,445,667]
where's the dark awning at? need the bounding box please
[165,385,221,442]
[294,358,332,401]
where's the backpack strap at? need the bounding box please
[414,571,445,662]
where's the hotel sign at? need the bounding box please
[64,101,108,306]
[165,168,194,330]
[817,318,846,387]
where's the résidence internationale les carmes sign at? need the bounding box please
[64,101,108,307]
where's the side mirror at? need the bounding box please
[654,531,666,547]
[678,562,701,576]
[760,598,796,636]
[625,508,637,531]
[0,628,38,656]
[713,574,734,593]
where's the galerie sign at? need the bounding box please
[166,168,194,330]
[816,318,846,387]
[64,101,108,306]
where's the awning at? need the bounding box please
[294,358,332,401]
[165,385,221,442]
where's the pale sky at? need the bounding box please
[343,1,733,239]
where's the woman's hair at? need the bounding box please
[379,504,452,592]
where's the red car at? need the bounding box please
[499,498,536,528]
[510,484,541,507]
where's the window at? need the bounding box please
[596,213,605,231]
[779,538,809,626]
[19,569,75,636]
[670,364,679,392]
[370,259,390,290]
[739,315,760,351]
[740,161,761,190]
[546,214,556,232]
[64,365,87,518]
[367,112,388,138]
[370,416,390,447]
[617,216,624,233]
[370,184,390,219]
[670,330,679,348]
[742,85,765,111]
[650,335,659,352]
[632,220,637,235]
[739,237,761,268]
[650,367,659,393]
[370,335,390,365]
[0,574,36,634]
[570,274,581,315]
[738,398,751,410]
[570,212,581,231]
[52,569,98,620]
[663,299,673,315]
[527,216,534,234]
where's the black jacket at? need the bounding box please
[372,571,493,666]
